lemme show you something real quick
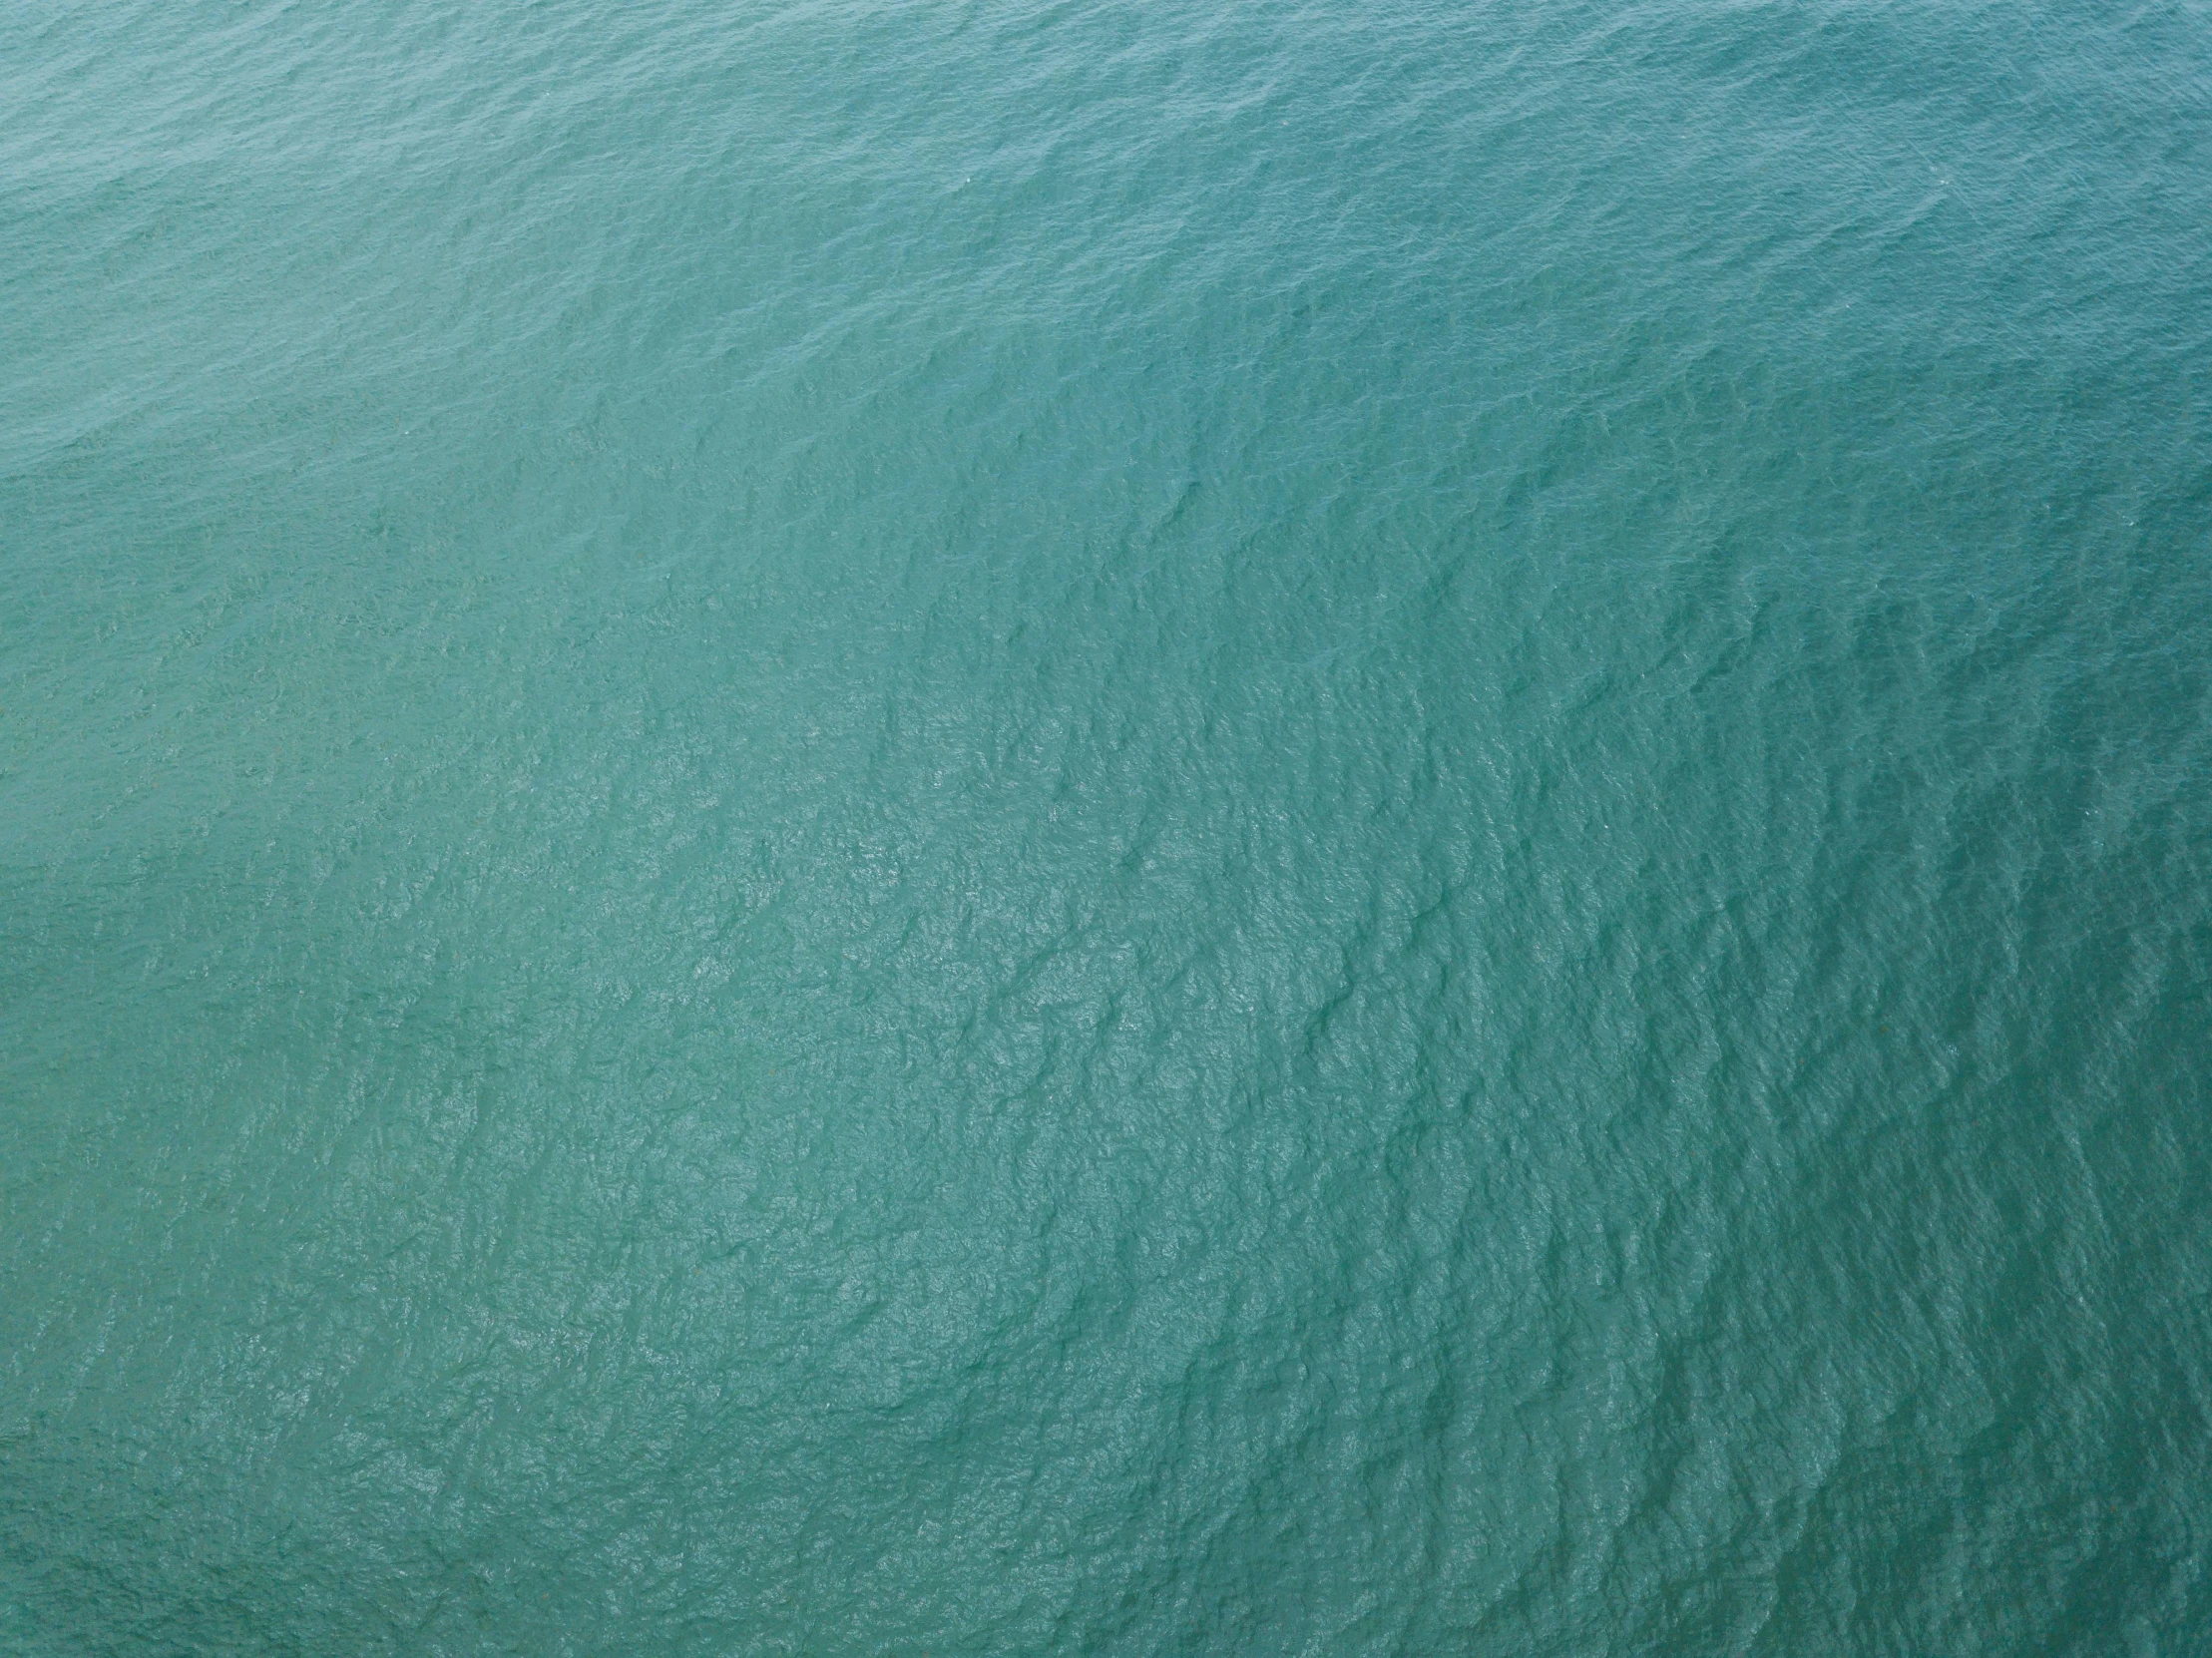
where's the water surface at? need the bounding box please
[4,0,2210,1651]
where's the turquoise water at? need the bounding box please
[4,0,2210,1650]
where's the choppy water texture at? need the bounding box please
[5,0,2212,1651]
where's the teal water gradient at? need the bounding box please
[4,0,2210,1651]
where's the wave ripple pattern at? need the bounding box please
[4,0,2210,1652]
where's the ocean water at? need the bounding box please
[4,0,2210,1650]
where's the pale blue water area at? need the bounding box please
[4,1,2210,1651]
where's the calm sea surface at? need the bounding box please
[4,1,2210,1651]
